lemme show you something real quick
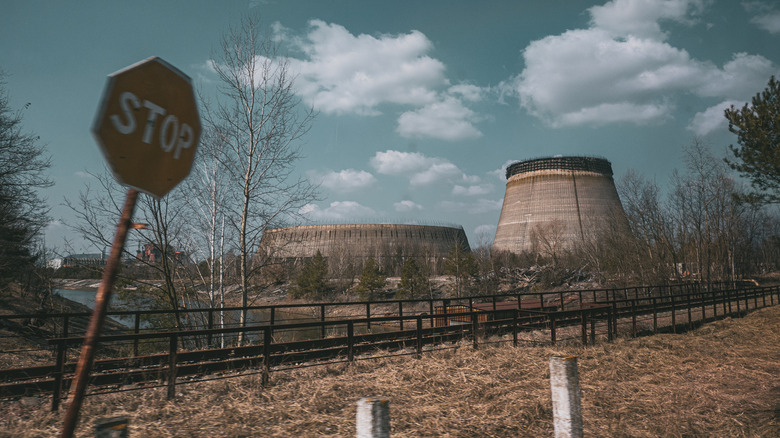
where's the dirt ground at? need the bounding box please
[2,303,778,437]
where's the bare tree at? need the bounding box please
[206,15,317,344]
[0,72,52,291]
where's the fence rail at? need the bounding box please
[1,282,777,412]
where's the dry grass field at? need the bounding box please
[2,305,778,437]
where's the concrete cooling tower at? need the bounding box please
[258,223,470,263]
[492,156,627,255]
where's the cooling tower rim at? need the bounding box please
[505,155,613,180]
[264,221,466,234]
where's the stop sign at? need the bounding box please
[92,57,201,198]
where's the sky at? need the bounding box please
[3,0,780,255]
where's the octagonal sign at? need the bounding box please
[93,57,201,198]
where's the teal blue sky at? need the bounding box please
[3,0,779,253]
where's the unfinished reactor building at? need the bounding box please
[492,156,628,255]
[258,223,470,273]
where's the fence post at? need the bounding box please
[356,397,390,438]
[652,298,658,334]
[550,356,583,438]
[207,309,213,348]
[607,306,613,342]
[671,295,676,334]
[321,304,326,338]
[95,416,129,438]
[133,313,140,357]
[687,291,693,330]
[631,300,637,338]
[513,310,518,347]
[167,334,177,400]
[348,321,355,362]
[366,303,371,331]
[51,341,66,412]
[262,327,271,387]
[589,312,596,344]
[398,301,404,331]
[550,314,557,346]
[471,312,479,349]
[580,311,587,345]
[416,315,423,358]
[735,288,741,315]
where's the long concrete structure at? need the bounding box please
[493,156,628,255]
[258,223,470,263]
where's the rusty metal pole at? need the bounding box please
[60,189,138,438]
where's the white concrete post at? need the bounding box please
[550,355,583,438]
[356,396,390,438]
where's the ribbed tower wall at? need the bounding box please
[258,224,470,272]
[492,156,628,255]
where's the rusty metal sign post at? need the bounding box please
[60,57,200,438]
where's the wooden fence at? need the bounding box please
[0,282,777,412]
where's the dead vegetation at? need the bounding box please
[1,304,778,437]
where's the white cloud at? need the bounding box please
[281,20,444,115]
[438,199,503,214]
[370,150,437,175]
[397,96,483,140]
[394,200,424,212]
[370,150,480,186]
[506,0,778,128]
[687,100,744,136]
[452,184,494,196]
[490,159,519,181]
[276,20,483,141]
[448,84,484,102]
[589,0,705,40]
[317,169,377,192]
[299,201,377,221]
[744,2,780,34]
[370,150,480,187]
[409,162,463,186]
[474,224,497,241]
[752,11,780,33]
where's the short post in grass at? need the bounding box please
[94,416,128,438]
[356,396,390,438]
[550,355,583,438]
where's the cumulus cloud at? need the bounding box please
[370,150,437,175]
[744,1,780,34]
[394,200,424,212]
[299,201,377,221]
[452,184,494,196]
[370,150,480,187]
[490,159,519,181]
[315,169,377,192]
[276,20,483,140]
[397,96,483,140]
[505,0,778,128]
[688,100,743,136]
[589,0,705,40]
[438,199,503,214]
[474,224,497,241]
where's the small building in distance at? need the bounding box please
[62,253,107,268]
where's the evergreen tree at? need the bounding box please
[444,243,477,297]
[355,256,386,300]
[398,258,429,299]
[725,76,780,204]
[292,250,329,299]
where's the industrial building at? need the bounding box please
[258,223,470,271]
[492,156,628,255]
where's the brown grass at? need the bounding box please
[2,306,778,437]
